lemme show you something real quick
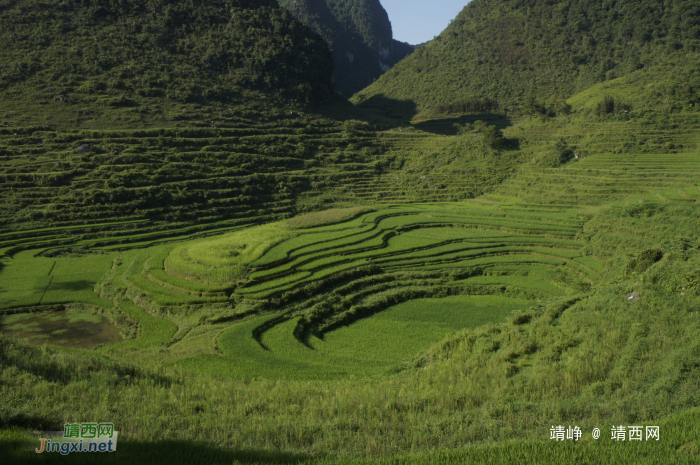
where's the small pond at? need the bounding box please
[0,307,122,349]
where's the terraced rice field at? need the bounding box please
[2,111,699,381]
[488,112,700,205]
[357,112,700,206]
[0,122,389,255]
[0,250,114,310]
[5,112,693,258]
[498,152,700,205]
[12,145,698,378]
[236,204,587,298]
[176,294,535,379]
[30,202,584,378]
[0,199,598,378]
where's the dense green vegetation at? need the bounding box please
[278,0,414,96]
[355,0,700,113]
[3,78,700,461]
[2,0,700,463]
[3,170,700,459]
[5,407,700,463]
[0,118,394,253]
[0,0,334,106]
[0,0,380,253]
[2,191,700,460]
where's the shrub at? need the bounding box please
[554,139,575,166]
[596,96,632,117]
[454,120,505,148]
[625,248,664,276]
[481,125,506,150]
[554,98,571,116]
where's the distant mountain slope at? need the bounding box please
[0,0,334,107]
[279,0,414,96]
[354,0,700,111]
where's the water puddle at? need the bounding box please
[0,308,122,349]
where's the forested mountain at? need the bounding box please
[278,0,414,96]
[355,0,700,112]
[0,0,334,106]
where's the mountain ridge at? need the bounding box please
[279,0,414,96]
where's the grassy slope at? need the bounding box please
[3,407,700,463]
[4,405,700,463]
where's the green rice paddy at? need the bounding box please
[1,159,694,381]
[1,199,592,379]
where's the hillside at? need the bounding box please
[0,0,334,108]
[278,0,414,96]
[0,0,355,243]
[355,0,700,112]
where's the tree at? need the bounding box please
[482,125,506,150]
[555,138,575,165]
[555,98,572,116]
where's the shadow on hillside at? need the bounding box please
[8,436,316,464]
[3,412,64,431]
[316,94,417,128]
[413,114,513,135]
[316,95,516,136]
[355,94,418,125]
[48,279,95,291]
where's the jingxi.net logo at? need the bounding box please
[35,422,118,455]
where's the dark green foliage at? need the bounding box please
[0,0,334,106]
[278,0,414,96]
[624,248,664,276]
[686,270,700,292]
[554,139,575,166]
[454,120,507,151]
[554,99,572,116]
[355,0,700,112]
[325,0,392,50]
[523,97,548,116]
[596,96,632,117]
[522,97,571,118]
[481,125,507,151]
[435,99,499,115]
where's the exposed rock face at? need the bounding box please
[279,0,414,96]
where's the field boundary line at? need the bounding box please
[145,271,229,298]
[38,276,54,305]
